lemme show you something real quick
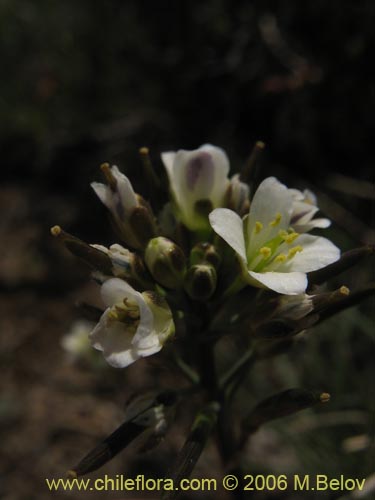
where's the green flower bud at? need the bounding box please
[145,237,186,289]
[184,264,217,300]
[190,242,221,269]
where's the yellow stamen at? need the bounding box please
[50,225,62,237]
[269,212,282,227]
[288,245,303,259]
[108,309,119,321]
[279,230,299,244]
[339,286,350,296]
[254,221,263,234]
[100,162,117,190]
[274,254,287,263]
[320,393,330,403]
[259,246,272,259]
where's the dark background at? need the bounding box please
[0,1,374,499]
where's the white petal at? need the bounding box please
[277,294,314,319]
[89,310,138,368]
[101,278,139,306]
[111,166,138,212]
[289,188,305,201]
[249,177,292,226]
[161,151,177,180]
[105,348,140,368]
[91,182,113,211]
[288,234,340,272]
[291,201,319,225]
[209,208,247,262]
[135,338,163,356]
[174,149,215,198]
[248,270,308,295]
[199,144,230,204]
[247,177,293,252]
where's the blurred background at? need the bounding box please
[0,1,374,499]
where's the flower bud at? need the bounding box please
[225,174,250,215]
[91,164,157,249]
[145,237,186,289]
[184,263,217,300]
[190,242,221,269]
[91,243,152,290]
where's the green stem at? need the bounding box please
[173,353,200,385]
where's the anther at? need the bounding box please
[259,247,272,259]
[339,286,350,296]
[288,246,303,259]
[254,221,263,234]
[274,254,287,263]
[320,393,330,403]
[108,309,119,321]
[50,225,62,237]
[269,213,282,227]
[279,230,299,244]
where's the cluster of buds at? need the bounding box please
[53,143,374,490]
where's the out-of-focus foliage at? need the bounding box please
[1,0,373,183]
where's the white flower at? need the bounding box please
[90,278,174,368]
[61,320,96,362]
[161,144,230,231]
[289,188,330,233]
[209,177,340,295]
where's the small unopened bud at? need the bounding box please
[190,242,221,269]
[91,164,157,250]
[91,243,152,290]
[145,237,186,289]
[226,174,250,215]
[184,264,217,300]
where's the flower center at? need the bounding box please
[108,297,140,333]
[248,214,304,273]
